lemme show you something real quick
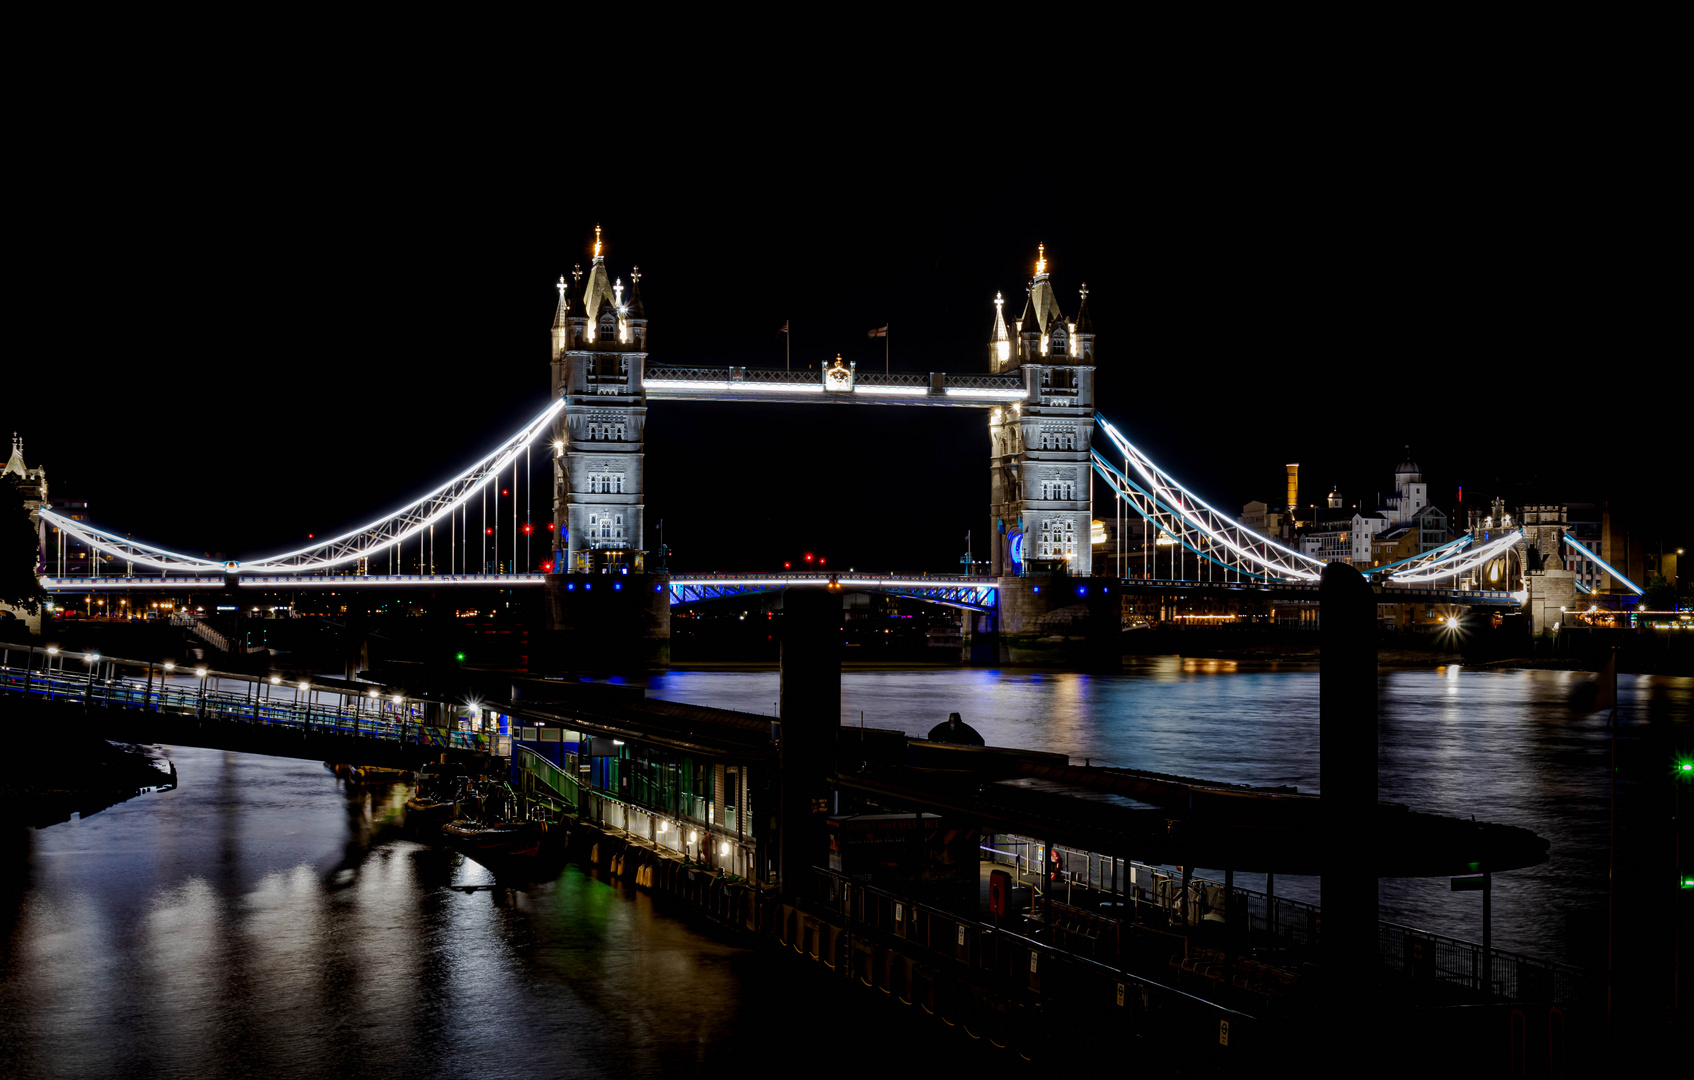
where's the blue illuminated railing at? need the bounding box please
[0,662,488,750]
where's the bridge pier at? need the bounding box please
[540,572,671,675]
[991,576,1120,670]
[1524,568,1575,635]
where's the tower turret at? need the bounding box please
[565,264,587,347]
[988,291,1012,372]
[625,266,647,349]
[1017,284,1041,362]
[1072,284,1094,362]
[551,276,571,362]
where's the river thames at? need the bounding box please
[2,662,1685,1077]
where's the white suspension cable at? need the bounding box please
[36,397,564,577]
[1388,530,1522,584]
[1090,417,1325,582]
[242,397,564,572]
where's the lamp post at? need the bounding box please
[195,666,208,717]
[299,681,311,732]
[45,645,59,702]
[82,651,101,710]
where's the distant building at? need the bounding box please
[1370,525,1420,568]
[1383,449,1428,520]
[1295,448,1448,569]
[1239,500,1283,537]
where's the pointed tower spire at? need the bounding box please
[580,225,616,323]
[552,275,570,329]
[988,291,1012,372]
[3,433,26,479]
[1026,243,1063,334]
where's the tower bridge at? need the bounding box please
[33,232,1593,668]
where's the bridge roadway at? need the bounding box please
[40,571,1524,609]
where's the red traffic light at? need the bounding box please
[541,561,553,572]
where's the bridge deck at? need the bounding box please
[40,571,1522,607]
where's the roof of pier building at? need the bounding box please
[838,750,1549,879]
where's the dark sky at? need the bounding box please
[12,100,1681,574]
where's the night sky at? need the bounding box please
[13,113,1681,575]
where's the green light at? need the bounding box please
[455,652,466,663]
[1680,762,1693,773]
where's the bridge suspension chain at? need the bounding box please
[38,397,565,576]
[1091,415,1326,583]
[1384,529,1523,586]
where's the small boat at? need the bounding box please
[405,762,467,833]
[326,762,414,785]
[440,819,550,875]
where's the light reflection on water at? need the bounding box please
[0,747,969,1080]
[647,662,1693,962]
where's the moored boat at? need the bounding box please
[405,761,468,833]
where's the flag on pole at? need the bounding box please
[867,325,888,338]
[778,322,788,333]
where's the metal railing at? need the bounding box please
[854,371,928,387]
[985,836,1590,1006]
[805,865,1256,1039]
[0,662,489,751]
[515,745,581,810]
[943,373,1023,390]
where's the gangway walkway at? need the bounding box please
[0,653,492,753]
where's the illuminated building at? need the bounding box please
[550,227,648,574]
[987,246,1096,576]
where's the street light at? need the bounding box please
[83,651,101,707]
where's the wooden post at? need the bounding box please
[1320,563,1378,1046]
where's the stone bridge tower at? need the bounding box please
[544,227,668,673]
[550,226,649,574]
[987,245,1096,578]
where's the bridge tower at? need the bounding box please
[551,226,649,574]
[543,228,668,673]
[987,246,1096,578]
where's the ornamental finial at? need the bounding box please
[593,224,603,260]
[1035,243,1046,275]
